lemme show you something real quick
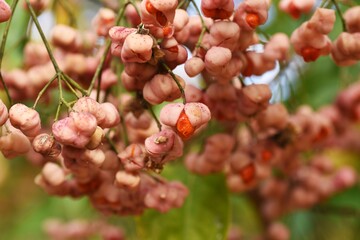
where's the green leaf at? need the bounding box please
[137,164,230,240]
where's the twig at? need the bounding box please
[26,0,61,73]
[0,0,20,105]
[147,103,162,132]
[88,1,130,96]
[119,113,129,146]
[330,0,347,32]
[33,74,58,108]
[161,62,186,104]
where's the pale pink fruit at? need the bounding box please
[9,103,41,137]
[204,46,232,74]
[201,0,234,20]
[98,68,118,90]
[290,8,335,62]
[63,53,87,75]
[0,0,11,22]
[331,32,360,66]
[125,111,152,130]
[52,117,94,148]
[0,123,31,158]
[140,0,177,27]
[206,82,238,101]
[344,6,360,33]
[72,97,106,126]
[24,42,49,68]
[203,133,235,163]
[279,0,315,19]
[51,25,77,49]
[143,73,185,105]
[333,167,357,189]
[0,99,8,126]
[121,33,154,63]
[145,129,176,158]
[267,222,290,240]
[307,8,336,35]
[263,33,290,61]
[166,44,188,69]
[160,102,211,139]
[70,111,98,137]
[24,0,49,14]
[144,181,188,213]
[234,0,269,31]
[125,62,158,78]
[185,84,203,102]
[209,21,240,51]
[184,57,205,77]
[109,27,137,57]
[173,9,189,32]
[92,8,115,37]
[32,133,61,157]
[115,171,140,189]
[238,84,272,116]
[42,163,66,186]
[118,143,146,172]
[121,71,147,91]
[99,102,120,128]
[255,103,289,131]
[160,37,180,62]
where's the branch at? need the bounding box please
[0,0,20,105]
[330,0,347,32]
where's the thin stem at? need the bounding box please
[54,79,63,122]
[147,103,162,131]
[63,76,80,98]
[0,0,20,105]
[119,113,129,146]
[320,0,330,8]
[161,62,186,104]
[26,0,61,73]
[190,0,208,32]
[33,74,58,108]
[190,0,209,55]
[177,0,189,9]
[129,0,141,18]
[87,2,129,96]
[105,132,119,154]
[238,76,245,88]
[96,68,104,102]
[330,0,347,32]
[63,74,87,95]
[194,26,207,54]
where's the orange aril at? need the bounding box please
[240,162,256,184]
[300,46,320,62]
[176,111,195,139]
[289,3,301,19]
[146,1,157,14]
[166,46,179,53]
[246,13,260,28]
[202,8,232,19]
[261,149,272,162]
[162,26,173,38]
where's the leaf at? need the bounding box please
[136,164,230,240]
